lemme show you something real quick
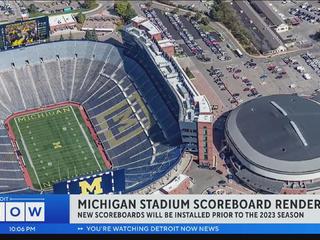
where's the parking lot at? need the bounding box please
[270,1,320,44]
[0,0,22,22]
[137,3,320,114]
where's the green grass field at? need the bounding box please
[9,105,107,190]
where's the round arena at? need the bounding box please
[225,94,320,193]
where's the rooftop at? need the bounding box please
[250,0,285,27]
[131,15,147,24]
[49,13,75,27]
[158,39,174,48]
[162,174,189,193]
[234,0,284,50]
[226,94,320,175]
[235,94,320,161]
[140,20,161,35]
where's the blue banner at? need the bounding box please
[0,194,320,234]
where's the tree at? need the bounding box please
[83,0,96,9]
[194,11,202,21]
[76,12,86,24]
[69,31,73,40]
[114,0,137,23]
[28,3,38,14]
[85,29,97,41]
[313,30,320,41]
[91,29,98,41]
[201,16,209,25]
[171,7,179,14]
[145,1,152,8]
[184,12,191,18]
[60,35,64,41]
[85,30,91,40]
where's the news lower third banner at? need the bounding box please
[3,195,320,234]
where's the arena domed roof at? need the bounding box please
[225,94,320,181]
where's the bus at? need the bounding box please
[234,48,243,58]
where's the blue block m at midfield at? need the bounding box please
[53,169,125,194]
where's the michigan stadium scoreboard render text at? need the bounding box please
[2,194,320,234]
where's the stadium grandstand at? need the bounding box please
[0,41,185,193]
[124,19,215,170]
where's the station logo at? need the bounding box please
[0,202,45,222]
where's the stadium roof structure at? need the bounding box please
[226,94,320,180]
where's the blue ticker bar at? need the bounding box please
[1,223,320,234]
[0,194,319,234]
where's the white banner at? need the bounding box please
[70,195,320,224]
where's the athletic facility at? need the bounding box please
[225,94,320,193]
[8,105,106,190]
[0,41,183,193]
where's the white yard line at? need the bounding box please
[71,107,102,171]
[14,118,42,189]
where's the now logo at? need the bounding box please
[0,202,45,222]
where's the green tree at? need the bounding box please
[114,0,137,23]
[83,0,96,9]
[145,1,152,8]
[91,29,98,41]
[60,35,64,41]
[85,29,97,41]
[194,11,202,21]
[28,3,38,14]
[76,12,86,24]
[85,30,92,40]
[171,7,179,14]
[184,12,191,18]
[313,30,320,41]
[69,31,73,40]
[201,16,209,25]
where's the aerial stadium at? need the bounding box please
[0,40,185,194]
[225,94,320,194]
[0,14,214,195]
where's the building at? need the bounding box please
[234,0,286,54]
[225,94,320,193]
[124,17,216,168]
[49,13,76,33]
[195,96,215,168]
[161,174,192,194]
[250,0,289,33]
[131,16,162,41]
[157,39,175,57]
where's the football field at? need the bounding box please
[9,105,107,190]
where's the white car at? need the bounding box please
[303,73,312,80]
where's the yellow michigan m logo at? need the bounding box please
[79,177,103,194]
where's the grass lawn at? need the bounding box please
[200,24,214,33]
[10,105,107,190]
